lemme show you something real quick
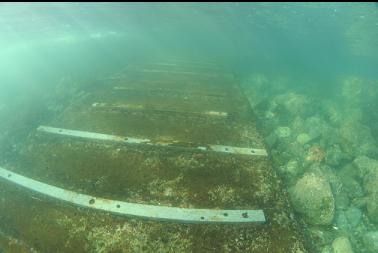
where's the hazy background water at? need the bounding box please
[0,2,377,252]
[1,3,377,92]
[1,2,377,146]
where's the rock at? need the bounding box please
[363,231,378,253]
[291,116,305,132]
[353,156,378,177]
[296,133,312,145]
[305,146,326,163]
[338,173,364,199]
[342,108,364,124]
[275,126,291,138]
[274,92,310,116]
[341,76,378,107]
[325,145,347,167]
[290,172,335,225]
[286,141,306,159]
[322,100,357,126]
[279,160,305,184]
[366,190,378,223]
[345,207,362,228]
[241,74,269,108]
[264,111,276,119]
[340,122,377,156]
[308,227,334,246]
[322,100,341,125]
[321,245,333,253]
[334,192,350,211]
[335,211,349,231]
[319,167,342,194]
[359,142,378,158]
[351,197,367,209]
[283,159,302,176]
[304,116,327,141]
[353,156,378,223]
[321,126,341,148]
[332,237,354,253]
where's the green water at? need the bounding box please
[0,3,377,253]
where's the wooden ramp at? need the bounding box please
[0,59,307,252]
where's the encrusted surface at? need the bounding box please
[0,61,308,252]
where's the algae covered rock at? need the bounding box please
[353,156,378,177]
[366,192,378,224]
[303,116,327,141]
[341,76,378,107]
[273,92,310,116]
[365,170,378,223]
[275,126,291,138]
[282,159,303,177]
[296,133,312,145]
[353,156,378,223]
[332,237,354,253]
[340,122,378,157]
[290,172,335,225]
[325,145,348,167]
[363,231,378,253]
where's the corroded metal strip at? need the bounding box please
[37,126,268,156]
[151,62,220,68]
[92,102,229,118]
[208,145,268,156]
[113,86,228,98]
[157,59,218,66]
[38,126,149,144]
[0,167,266,224]
[132,62,222,72]
[126,68,226,78]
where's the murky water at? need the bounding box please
[0,3,377,253]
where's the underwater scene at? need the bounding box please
[0,2,377,253]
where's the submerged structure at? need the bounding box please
[0,58,307,252]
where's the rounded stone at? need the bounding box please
[366,190,378,223]
[325,145,346,166]
[335,211,349,231]
[290,172,335,225]
[283,159,302,176]
[296,133,311,145]
[363,231,378,253]
[332,237,354,253]
[345,207,362,227]
[321,245,333,253]
[354,157,378,223]
[275,126,291,138]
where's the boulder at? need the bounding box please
[332,237,354,253]
[275,126,291,138]
[340,122,377,156]
[290,172,335,225]
[363,231,378,253]
[353,156,378,223]
[296,133,312,145]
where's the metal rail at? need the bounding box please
[0,167,265,224]
[37,126,268,156]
